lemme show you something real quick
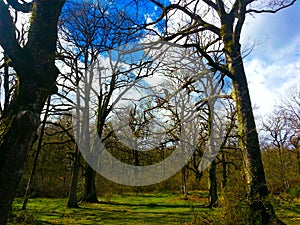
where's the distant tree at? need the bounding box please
[261,85,300,193]
[0,1,65,223]
[58,0,157,203]
[58,1,104,204]
[279,85,300,174]
[262,110,292,191]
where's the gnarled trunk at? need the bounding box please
[0,109,40,224]
[0,1,65,223]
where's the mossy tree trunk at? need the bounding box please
[231,63,285,224]
[221,153,228,189]
[152,0,293,222]
[218,3,286,224]
[0,1,65,224]
[225,37,285,223]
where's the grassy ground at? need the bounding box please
[9,192,300,224]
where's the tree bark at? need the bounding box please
[1,54,10,116]
[0,111,40,224]
[0,1,65,224]
[215,4,285,222]
[231,57,285,224]
[67,77,81,208]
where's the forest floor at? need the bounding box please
[8,192,300,224]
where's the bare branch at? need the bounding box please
[182,43,234,80]
[0,1,26,72]
[149,1,220,35]
[246,0,296,14]
[202,0,219,11]
[7,0,32,13]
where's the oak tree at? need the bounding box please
[0,0,65,223]
[147,0,296,223]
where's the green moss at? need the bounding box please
[220,24,226,37]
[0,115,16,145]
[220,24,234,54]
[29,3,37,26]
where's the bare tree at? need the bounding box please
[58,0,157,203]
[58,1,121,204]
[262,111,292,191]
[279,85,300,174]
[146,0,296,223]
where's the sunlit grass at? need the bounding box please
[276,198,300,225]
[8,192,300,224]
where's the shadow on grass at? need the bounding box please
[9,194,215,225]
[97,200,206,209]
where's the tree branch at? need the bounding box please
[233,1,246,46]
[7,0,32,13]
[246,0,296,14]
[149,0,220,35]
[0,1,27,73]
[215,0,226,16]
[167,3,220,35]
[202,0,219,11]
[182,43,234,80]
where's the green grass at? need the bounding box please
[8,193,300,225]
[276,201,300,225]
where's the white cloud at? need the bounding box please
[245,51,300,117]
[242,3,300,118]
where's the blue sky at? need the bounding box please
[241,1,300,117]
[61,0,299,121]
[3,0,297,119]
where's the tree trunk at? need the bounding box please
[181,166,188,199]
[67,145,80,208]
[278,148,289,191]
[221,153,227,189]
[297,148,300,174]
[2,54,10,116]
[81,165,98,203]
[22,97,51,210]
[0,110,41,224]
[0,1,65,223]
[292,140,300,174]
[208,160,218,208]
[232,58,285,224]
